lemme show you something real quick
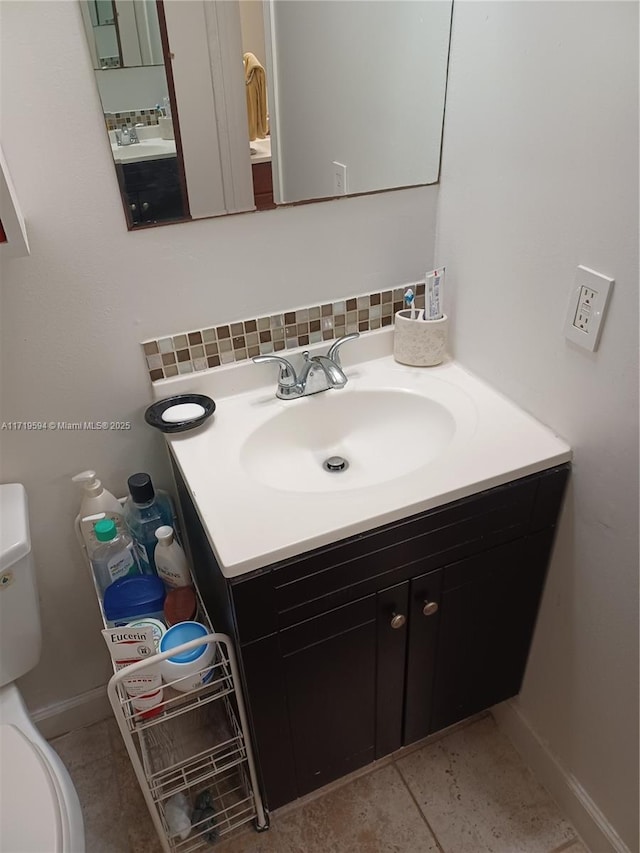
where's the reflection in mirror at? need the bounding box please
[80,0,453,230]
[80,0,164,68]
[80,0,190,228]
[267,0,453,203]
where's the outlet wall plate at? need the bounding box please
[332,161,347,196]
[564,265,614,352]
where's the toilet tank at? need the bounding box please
[0,484,41,686]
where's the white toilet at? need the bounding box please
[0,483,85,852]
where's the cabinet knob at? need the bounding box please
[141,201,150,212]
[423,600,439,617]
[390,613,406,629]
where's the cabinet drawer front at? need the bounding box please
[279,595,376,657]
[273,479,537,617]
[443,530,554,592]
[229,466,569,644]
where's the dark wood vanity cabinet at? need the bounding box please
[116,158,185,225]
[173,460,569,813]
[251,162,276,211]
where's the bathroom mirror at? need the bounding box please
[81,0,190,227]
[266,0,453,204]
[81,0,453,229]
[80,0,164,69]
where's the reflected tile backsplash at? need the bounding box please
[104,108,161,132]
[141,283,425,383]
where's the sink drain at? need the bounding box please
[323,455,349,473]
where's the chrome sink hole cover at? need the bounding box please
[323,456,349,473]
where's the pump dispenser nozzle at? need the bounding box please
[72,470,102,498]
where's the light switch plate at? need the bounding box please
[332,161,347,196]
[564,265,614,352]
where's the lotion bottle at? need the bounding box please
[154,526,192,589]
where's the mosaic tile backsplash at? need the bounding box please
[142,283,426,382]
[104,108,161,132]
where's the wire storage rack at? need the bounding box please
[75,508,269,852]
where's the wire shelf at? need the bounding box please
[113,640,235,735]
[77,504,268,851]
[141,698,247,802]
[162,764,258,853]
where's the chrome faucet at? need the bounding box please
[115,124,139,147]
[253,332,359,400]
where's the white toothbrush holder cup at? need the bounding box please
[393,310,449,367]
[159,116,174,140]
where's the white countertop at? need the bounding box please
[249,136,271,164]
[110,137,176,164]
[154,330,571,578]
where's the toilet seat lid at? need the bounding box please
[0,724,63,853]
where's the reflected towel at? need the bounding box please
[243,52,268,141]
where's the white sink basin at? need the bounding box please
[111,139,176,164]
[241,388,458,492]
[156,331,571,578]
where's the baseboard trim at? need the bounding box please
[32,686,111,740]
[492,700,632,853]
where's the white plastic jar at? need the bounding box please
[159,622,215,692]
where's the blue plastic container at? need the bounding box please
[159,622,215,692]
[103,574,166,625]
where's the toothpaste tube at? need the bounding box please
[102,626,163,717]
[425,267,445,320]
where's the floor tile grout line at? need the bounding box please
[388,711,491,765]
[393,759,447,853]
[547,838,583,853]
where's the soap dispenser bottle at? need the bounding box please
[73,470,125,551]
[123,473,174,575]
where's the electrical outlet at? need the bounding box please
[564,266,614,352]
[333,162,347,196]
[573,286,597,331]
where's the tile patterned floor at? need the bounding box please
[50,713,589,853]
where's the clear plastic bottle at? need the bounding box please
[123,473,174,575]
[91,518,141,595]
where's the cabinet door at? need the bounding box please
[431,532,554,732]
[120,159,184,223]
[241,634,299,810]
[375,581,409,758]
[281,596,377,796]
[404,568,443,745]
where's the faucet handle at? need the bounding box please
[327,332,360,367]
[253,354,298,387]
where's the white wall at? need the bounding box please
[3,4,637,849]
[0,2,438,716]
[436,3,638,850]
[239,0,266,68]
[95,65,169,112]
[269,0,451,201]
